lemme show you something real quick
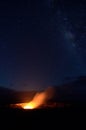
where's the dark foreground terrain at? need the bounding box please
[0,105,86,129]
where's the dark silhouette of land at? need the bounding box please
[0,76,86,129]
[0,106,86,129]
[0,76,86,106]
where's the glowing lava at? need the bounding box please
[11,87,54,110]
[14,91,47,109]
[23,102,35,109]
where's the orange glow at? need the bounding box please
[15,92,47,109]
[11,87,54,110]
[22,102,34,109]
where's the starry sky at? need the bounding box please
[0,0,86,90]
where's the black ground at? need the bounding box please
[0,106,86,129]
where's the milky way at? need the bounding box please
[56,10,86,75]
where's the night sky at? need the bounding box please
[0,0,86,90]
